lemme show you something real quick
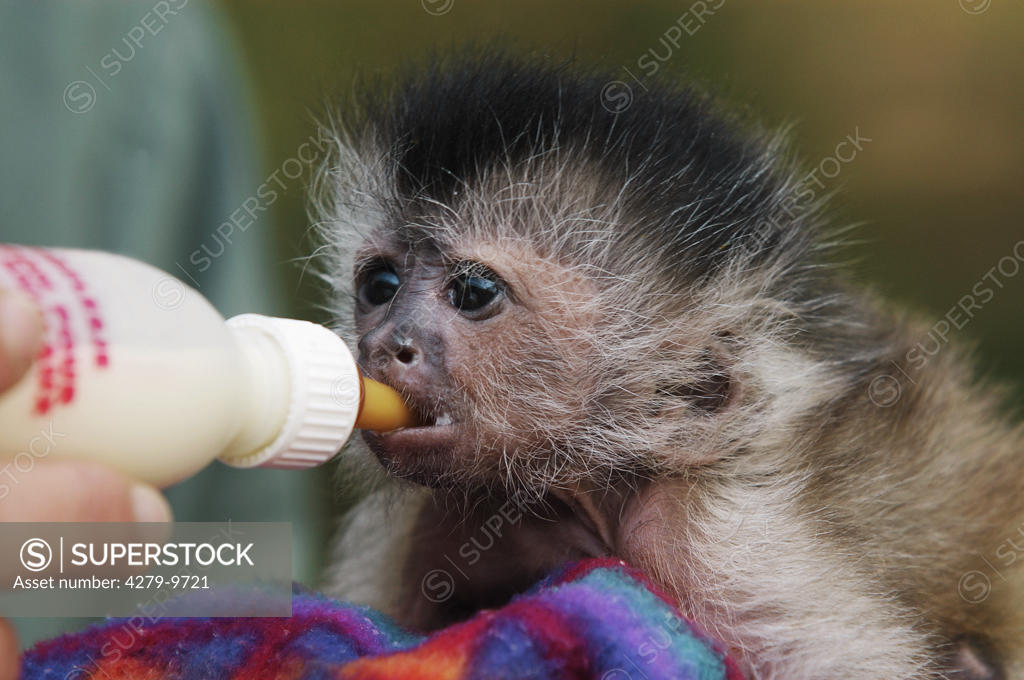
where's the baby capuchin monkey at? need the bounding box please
[316,53,1023,679]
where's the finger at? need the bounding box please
[0,460,172,523]
[0,618,18,680]
[0,462,174,583]
[0,289,44,394]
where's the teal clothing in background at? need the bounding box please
[1,1,327,646]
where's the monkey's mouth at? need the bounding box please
[395,398,456,429]
[388,404,458,440]
[376,418,458,446]
[415,408,455,428]
[362,401,461,473]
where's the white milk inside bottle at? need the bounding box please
[0,245,415,487]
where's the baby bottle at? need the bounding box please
[0,244,413,487]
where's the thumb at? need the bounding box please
[0,460,172,523]
[0,289,43,394]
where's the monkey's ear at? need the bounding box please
[945,635,1004,680]
[653,330,739,416]
[657,351,732,415]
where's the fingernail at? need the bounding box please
[0,289,43,367]
[130,484,173,523]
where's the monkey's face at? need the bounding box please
[352,232,600,489]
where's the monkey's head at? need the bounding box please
[316,53,876,496]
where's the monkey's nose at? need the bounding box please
[391,330,419,366]
[358,324,429,377]
[394,344,417,365]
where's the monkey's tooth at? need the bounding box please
[435,413,453,426]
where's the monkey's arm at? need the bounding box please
[323,485,607,631]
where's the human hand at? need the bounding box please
[0,290,173,680]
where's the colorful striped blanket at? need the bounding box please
[21,559,743,680]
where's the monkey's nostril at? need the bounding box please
[395,347,416,365]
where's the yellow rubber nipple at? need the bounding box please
[355,373,418,431]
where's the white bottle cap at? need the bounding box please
[221,314,361,469]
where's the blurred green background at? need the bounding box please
[218,0,1024,400]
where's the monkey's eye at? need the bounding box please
[447,264,503,315]
[358,263,400,306]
